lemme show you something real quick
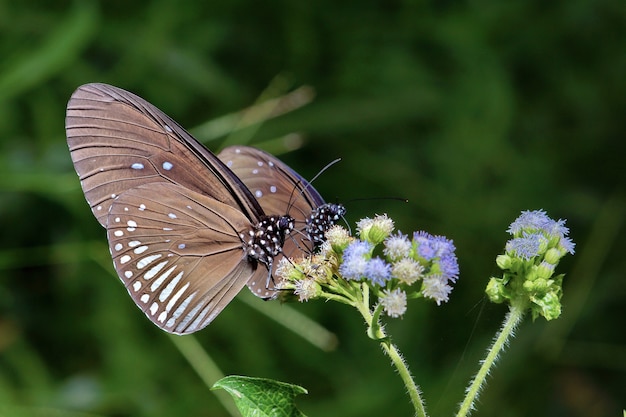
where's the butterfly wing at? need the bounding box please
[107,182,266,334]
[65,83,278,333]
[66,83,264,227]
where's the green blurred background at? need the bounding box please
[1,1,624,416]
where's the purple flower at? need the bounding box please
[438,253,460,283]
[364,257,392,286]
[561,236,576,255]
[505,232,547,260]
[339,240,373,280]
[507,209,570,239]
[413,231,437,260]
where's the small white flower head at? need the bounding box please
[275,257,298,282]
[421,274,453,305]
[294,278,321,302]
[391,258,424,285]
[325,225,353,252]
[357,214,394,244]
[380,288,407,318]
[383,232,412,261]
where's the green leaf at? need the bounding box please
[213,375,308,417]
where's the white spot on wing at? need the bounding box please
[159,270,183,301]
[114,243,123,251]
[168,213,177,219]
[124,271,133,279]
[178,243,186,249]
[255,190,263,198]
[164,125,173,133]
[114,230,123,237]
[127,220,137,228]
[134,245,148,254]
[140,294,149,303]
[132,281,141,292]
[166,282,189,313]
[270,186,277,193]
[158,311,167,323]
[137,254,163,269]
[120,255,131,264]
[162,161,173,170]
[131,163,144,170]
[139,204,146,211]
[146,261,170,280]
[167,291,197,328]
[128,240,141,247]
[175,298,205,331]
[150,302,159,315]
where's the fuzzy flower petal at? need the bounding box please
[294,278,320,302]
[364,257,391,286]
[357,214,394,244]
[391,258,424,285]
[383,232,412,261]
[505,232,548,260]
[422,274,453,305]
[339,240,373,280]
[380,288,407,318]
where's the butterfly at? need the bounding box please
[217,145,346,297]
[66,83,299,334]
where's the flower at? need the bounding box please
[364,257,391,286]
[325,225,353,252]
[421,274,453,305]
[391,258,424,285]
[293,278,321,302]
[383,232,412,261]
[357,214,394,244]
[505,232,548,260]
[339,240,373,280]
[380,288,407,318]
[438,253,460,283]
[487,209,575,321]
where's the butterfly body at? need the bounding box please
[217,146,346,296]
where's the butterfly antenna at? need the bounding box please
[286,158,342,214]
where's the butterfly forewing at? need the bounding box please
[66,83,263,227]
[107,182,262,334]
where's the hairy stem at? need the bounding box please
[456,304,526,417]
[356,299,427,417]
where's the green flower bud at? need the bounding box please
[486,278,506,304]
[544,248,561,264]
[496,254,512,270]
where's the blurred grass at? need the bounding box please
[1,1,624,417]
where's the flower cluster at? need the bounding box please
[486,209,575,320]
[277,214,460,319]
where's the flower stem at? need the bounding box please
[356,299,427,417]
[456,304,526,417]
